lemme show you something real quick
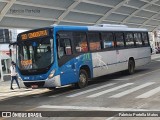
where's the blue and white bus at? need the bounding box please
[14,24,151,89]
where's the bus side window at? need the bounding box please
[115,32,125,48]
[134,33,142,46]
[73,32,88,53]
[57,39,64,59]
[101,32,114,49]
[58,38,72,58]
[125,33,134,47]
[88,32,101,51]
[142,32,149,46]
[57,31,73,59]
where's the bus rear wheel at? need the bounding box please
[128,59,135,75]
[76,69,88,88]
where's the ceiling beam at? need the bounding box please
[62,19,94,25]
[55,0,82,24]
[122,0,158,23]
[112,11,129,16]
[72,9,103,16]
[5,13,157,30]
[0,0,9,3]
[0,0,16,22]
[15,1,66,11]
[5,14,94,25]
[103,19,157,28]
[123,4,139,9]
[125,4,160,14]
[112,11,160,22]
[5,14,58,22]
[140,14,160,28]
[152,26,159,32]
[82,0,113,8]
[149,17,160,32]
[95,0,128,25]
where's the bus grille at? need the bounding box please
[24,81,45,88]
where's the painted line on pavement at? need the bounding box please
[110,82,155,98]
[37,105,160,111]
[49,89,78,98]
[136,86,160,98]
[87,83,133,98]
[67,83,116,97]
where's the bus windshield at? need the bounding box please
[17,37,54,70]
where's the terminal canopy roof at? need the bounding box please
[0,0,160,31]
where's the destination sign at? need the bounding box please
[21,30,48,40]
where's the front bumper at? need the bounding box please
[23,75,61,88]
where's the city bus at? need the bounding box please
[12,24,151,89]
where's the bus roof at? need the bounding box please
[53,24,148,32]
[18,24,148,36]
[87,26,148,32]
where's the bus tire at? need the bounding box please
[128,59,135,75]
[76,69,88,88]
[48,87,55,91]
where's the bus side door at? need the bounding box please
[59,58,77,85]
[57,38,77,85]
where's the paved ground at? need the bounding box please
[0,54,160,120]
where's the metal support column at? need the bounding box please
[0,59,4,81]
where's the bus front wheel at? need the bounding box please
[48,87,55,91]
[128,59,135,75]
[76,69,88,88]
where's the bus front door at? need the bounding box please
[57,37,77,85]
[59,58,77,86]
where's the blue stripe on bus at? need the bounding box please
[54,26,88,32]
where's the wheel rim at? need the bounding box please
[79,73,86,86]
[129,62,134,73]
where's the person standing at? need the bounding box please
[10,61,20,90]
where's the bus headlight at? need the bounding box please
[48,70,55,79]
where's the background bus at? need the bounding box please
[14,24,151,89]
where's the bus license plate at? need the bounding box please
[31,85,38,89]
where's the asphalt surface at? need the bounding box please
[1,54,160,120]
